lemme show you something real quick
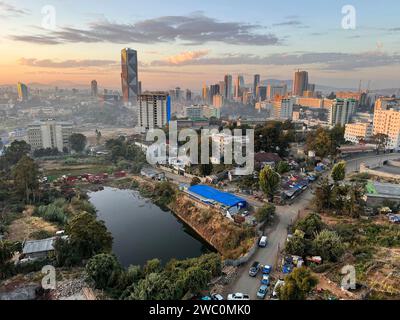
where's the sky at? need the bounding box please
[1,0,400,91]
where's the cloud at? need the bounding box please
[18,58,118,68]
[273,20,303,27]
[146,51,400,71]
[152,50,210,66]
[0,1,29,17]
[10,12,281,46]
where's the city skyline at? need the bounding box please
[2,0,400,90]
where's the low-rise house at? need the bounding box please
[254,152,282,170]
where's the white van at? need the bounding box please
[259,236,268,247]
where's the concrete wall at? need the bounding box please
[360,163,400,181]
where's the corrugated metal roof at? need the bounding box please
[22,237,56,254]
[188,185,247,208]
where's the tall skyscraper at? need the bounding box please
[138,92,171,131]
[91,80,98,97]
[186,89,192,102]
[17,82,28,101]
[293,70,309,96]
[121,48,139,104]
[328,99,356,126]
[202,84,209,103]
[256,85,267,101]
[224,74,233,100]
[253,74,260,98]
[235,75,245,99]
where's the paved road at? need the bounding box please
[227,153,400,300]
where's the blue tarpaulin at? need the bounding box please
[188,185,247,208]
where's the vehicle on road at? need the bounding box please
[211,294,224,300]
[258,236,268,247]
[227,293,250,300]
[257,285,269,299]
[249,261,261,277]
[261,274,270,286]
[262,265,272,274]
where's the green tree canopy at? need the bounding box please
[66,212,113,260]
[86,254,122,290]
[312,230,345,262]
[259,165,280,201]
[331,161,346,182]
[4,140,31,166]
[255,203,276,223]
[12,155,39,203]
[278,267,318,300]
[69,133,87,153]
[294,213,325,239]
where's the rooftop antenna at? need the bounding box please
[358,80,362,93]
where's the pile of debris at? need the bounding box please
[50,277,89,300]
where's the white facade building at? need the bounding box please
[27,120,73,152]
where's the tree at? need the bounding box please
[276,161,290,174]
[312,230,345,262]
[255,203,275,223]
[12,155,39,203]
[294,213,325,239]
[0,241,20,279]
[127,272,175,300]
[278,267,318,300]
[285,235,308,256]
[373,133,388,154]
[0,138,3,151]
[259,165,280,202]
[95,129,102,145]
[330,125,345,145]
[66,212,113,260]
[86,254,122,290]
[331,161,346,182]
[190,177,201,186]
[312,178,332,211]
[183,266,210,293]
[143,258,162,276]
[3,140,31,166]
[306,127,337,158]
[69,133,87,153]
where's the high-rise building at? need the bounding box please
[267,83,287,100]
[17,82,28,101]
[27,120,74,152]
[91,80,98,97]
[273,97,294,120]
[212,94,224,108]
[138,92,171,131]
[202,84,209,103]
[328,99,356,126]
[293,70,309,96]
[138,81,142,96]
[373,102,400,150]
[234,75,244,99]
[210,84,220,97]
[186,89,192,102]
[121,48,139,104]
[253,74,260,98]
[224,74,233,100]
[256,86,267,101]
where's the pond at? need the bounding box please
[88,187,211,267]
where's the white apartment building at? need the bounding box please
[210,133,250,164]
[344,122,373,143]
[185,105,220,119]
[138,92,170,131]
[273,97,294,120]
[373,108,400,150]
[27,120,73,152]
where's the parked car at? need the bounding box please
[261,274,270,286]
[262,265,272,274]
[257,285,269,299]
[258,236,268,247]
[227,293,250,300]
[211,294,224,301]
[249,261,261,277]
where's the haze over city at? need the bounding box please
[1,0,400,90]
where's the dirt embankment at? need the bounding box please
[170,194,256,260]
